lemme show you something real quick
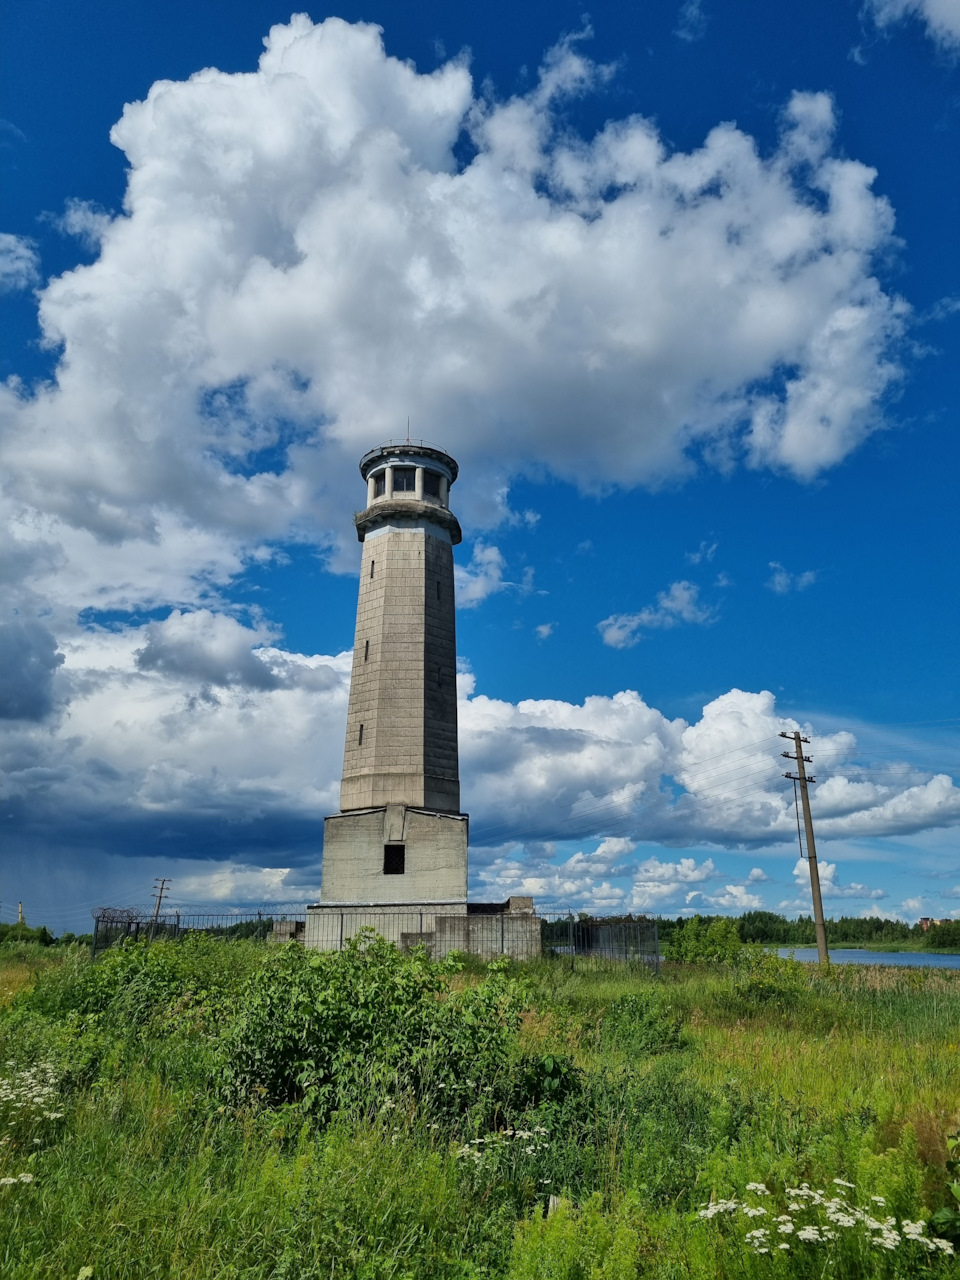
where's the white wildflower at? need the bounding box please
[743,1206,767,1218]
[745,1182,770,1194]
[797,1226,822,1243]
[833,1178,855,1189]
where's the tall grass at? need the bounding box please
[1,942,957,1279]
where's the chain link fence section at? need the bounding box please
[91,906,659,971]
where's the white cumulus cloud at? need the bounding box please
[1,16,910,626]
[598,580,715,648]
[454,542,507,607]
[767,562,817,593]
[0,233,40,293]
[864,0,960,50]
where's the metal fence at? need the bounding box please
[540,915,660,973]
[91,905,659,971]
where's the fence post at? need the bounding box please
[91,914,99,961]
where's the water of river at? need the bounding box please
[777,948,960,968]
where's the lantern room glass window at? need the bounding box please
[423,470,441,498]
[373,472,386,497]
[393,467,416,492]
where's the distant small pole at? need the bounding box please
[569,916,575,973]
[18,901,24,924]
[781,731,829,966]
[150,877,171,941]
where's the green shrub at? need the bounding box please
[666,916,744,965]
[17,933,260,1029]
[924,920,960,949]
[508,1194,641,1280]
[729,947,808,1012]
[600,992,684,1056]
[216,933,532,1125]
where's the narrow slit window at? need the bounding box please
[358,723,364,745]
[370,559,375,579]
[383,844,405,875]
[363,639,369,661]
[436,580,440,600]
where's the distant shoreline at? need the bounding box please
[781,941,960,956]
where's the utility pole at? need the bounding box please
[781,731,829,966]
[150,878,170,940]
[18,901,24,924]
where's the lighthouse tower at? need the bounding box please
[318,442,469,909]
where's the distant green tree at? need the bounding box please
[667,916,744,964]
[0,921,54,946]
[924,920,960,949]
[738,911,791,944]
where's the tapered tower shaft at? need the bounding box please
[341,508,460,812]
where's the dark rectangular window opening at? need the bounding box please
[374,473,386,497]
[370,559,375,579]
[423,470,441,498]
[363,639,369,661]
[393,466,416,492]
[358,723,364,745]
[383,844,405,875]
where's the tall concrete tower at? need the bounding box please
[319,442,468,908]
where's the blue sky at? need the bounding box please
[2,0,958,933]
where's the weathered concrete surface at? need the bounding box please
[320,805,468,903]
[304,901,467,950]
[339,523,459,814]
[304,903,540,960]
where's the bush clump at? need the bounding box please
[600,991,685,1055]
[217,932,535,1124]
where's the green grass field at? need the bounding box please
[1,937,957,1279]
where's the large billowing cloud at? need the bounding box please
[2,15,908,623]
[3,612,956,917]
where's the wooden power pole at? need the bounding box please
[781,731,829,965]
[150,878,170,940]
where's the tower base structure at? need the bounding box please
[304,894,540,961]
[308,803,538,958]
[319,804,468,903]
